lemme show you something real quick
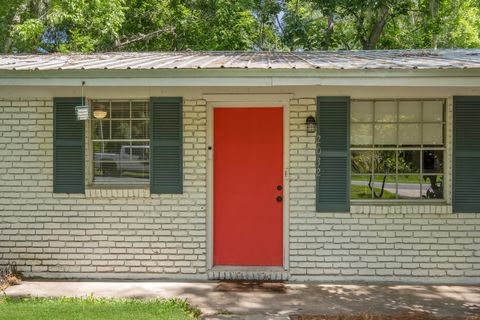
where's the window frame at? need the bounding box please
[350,98,446,203]
[90,99,151,186]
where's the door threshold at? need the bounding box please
[208,266,289,281]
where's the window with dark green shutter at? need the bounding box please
[316,96,350,212]
[53,97,85,193]
[150,97,183,194]
[453,96,480,213]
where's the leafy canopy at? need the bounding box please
[1,0,479,53]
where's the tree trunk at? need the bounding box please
[362,6,390,50]
[321,15,335,50]
[3,1,29,53]
[430,0,439,49]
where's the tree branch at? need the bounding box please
[114,27,175,49]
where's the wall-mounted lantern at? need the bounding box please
[306,115,316,133]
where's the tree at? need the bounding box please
[1,0,478,53]
[0,0,126,53]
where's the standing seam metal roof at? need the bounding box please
[0,50,479,71]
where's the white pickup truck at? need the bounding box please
[94,145,149,175]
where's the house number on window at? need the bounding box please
[316,135,321,177]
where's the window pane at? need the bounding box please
[351,151,373,174]
[423,101,443,122]
[397,175,421,200]
[131,120,149,139]
[374,124,397,146]
[351,175,372,200]
[117,143,149,180]
[423,123,443,145]
[399,101,421,122]
[375,101,397,122]
[129,142,150,160]
[374,150,396,174]
[398,150,420,173]
[351,101,373,122]
[93,142,149,183]
[422,175,443,199]
[351,124,372,146]
[372,175,396,200]
[92,120,110,140]
[111,101,130,118]
[111,120,130,139]
[132,102,149,118]
[423,150,443,173]
[93,141,122,154]
[399,123,421,145]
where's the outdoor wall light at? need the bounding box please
[93,105,108,119]
[306,115,316,133]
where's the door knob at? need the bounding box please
[277,185,283,191]
[276,196,283,202]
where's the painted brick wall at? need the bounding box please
[1,95,479,283]
[0,98,208,279]
[288,98,480,283]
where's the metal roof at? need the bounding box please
[0,50,479,71]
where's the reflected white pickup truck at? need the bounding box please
[94,145,149,175]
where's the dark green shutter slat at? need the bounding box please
[316,96,350,212]
[453,96,480,213]
[150,97,183,194]
[53,97,84,193]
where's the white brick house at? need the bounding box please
[0,51,479,283]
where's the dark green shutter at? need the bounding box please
[150,97,183,194]
[453,96,480,213]
[316,96,350,212]
[53,97,84,193]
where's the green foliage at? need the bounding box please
[0,296,201,320]
[0,0,478,52]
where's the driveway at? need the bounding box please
[5,281,480,319]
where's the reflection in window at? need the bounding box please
[397,151,420,173]
[350,99,445,201]
[91,100,150,185]
[351,175,372,200]
[422,175,444,199]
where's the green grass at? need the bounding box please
[351,184,397,199]
[0,296,201,320]
[351,175,421,183]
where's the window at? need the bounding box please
[91,100,150,185]
[351,99,445,201]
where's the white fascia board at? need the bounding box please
[0,69,479,87]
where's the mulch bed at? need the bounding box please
[0,262,22,292]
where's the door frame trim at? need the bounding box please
[205,94,291,271]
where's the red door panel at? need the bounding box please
[214,107,283,266]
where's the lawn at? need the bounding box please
[351,184,396,199]
[351,175,421,183]
[0,296,200,320]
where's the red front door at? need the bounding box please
[214,107,283,266]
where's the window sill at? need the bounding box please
[350,202,452,215]
[85,185,150,198]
